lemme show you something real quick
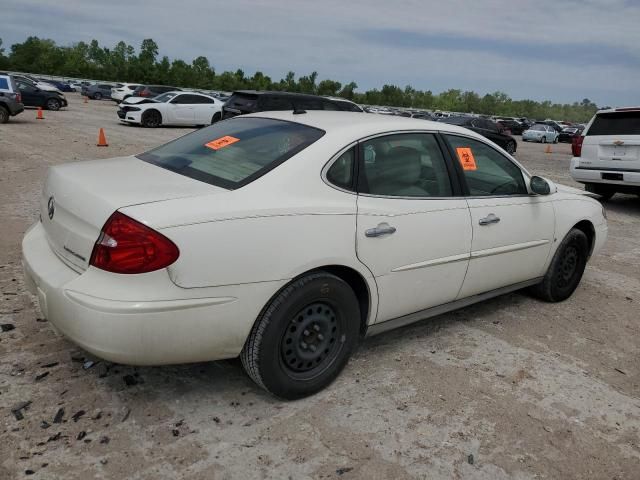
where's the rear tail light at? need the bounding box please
[572,136,584,157]
[140,90,149,97]
[16,92,22,103]
[90,212,179,274]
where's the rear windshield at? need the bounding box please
[440,117,470,126]
[530,125,546,131]
[587,111,640,136]
[137,117,325,189]
[225,93,258,112]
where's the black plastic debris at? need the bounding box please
[40,421,50,429]
[41,362,59,368]
[1,323,15,332]
[72,410,86,422]
[172,429,180,437]
[336,467,353,475]
[121,407,131,422]
[11,401,32,421]
[468,454,475,465]
[77,431,87,441]
[25,470,35,476]
[53,408,65,424]
[35,371,50,382]
[47,432,61,442]
[99,436,110,444]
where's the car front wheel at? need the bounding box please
[94,92,102,100]
[241,272,360,399]
[46,98,61,111]
[541,136,546,143]
[141,110,162,128]
[530,228,589,302]
[505,140,516,154]
[0,106,9,124]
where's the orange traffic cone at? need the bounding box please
[545,145,552,154]
[97,128,108,147]
[36,107,44,120]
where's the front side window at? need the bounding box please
[445,135,527,196]
[359,134,452,197]
[137,117,325,189]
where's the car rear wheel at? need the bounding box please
[46,98,61,111]
[241,272,360,399]
[141,110,162,128]
[94,92,102,100]
[530,228,589,302]
[585,183,615,200]
[211,112,221,124]
[0,106,9,124]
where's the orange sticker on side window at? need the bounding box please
[204,136,240,150]
[456,147,477,171]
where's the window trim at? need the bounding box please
[440,132,533,198]
[321,143,359,193]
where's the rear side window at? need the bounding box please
[259,96,294,111]
[0,77,9,90]
[138,118,325,189]
[587,112,640,136]
[226,93,259,112]
[326,148,355,190]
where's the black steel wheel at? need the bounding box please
[0,106,8,124]
[141,109,162,128]
[241,272,360,399]
[530,228,589,302]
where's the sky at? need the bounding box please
[3,0,640,106]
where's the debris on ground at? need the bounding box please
[11,401,32,421]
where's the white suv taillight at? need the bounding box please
[572,136,584,157]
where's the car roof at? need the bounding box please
[233,90,338,99]
[596,106,640,114]
[241,110,488,141]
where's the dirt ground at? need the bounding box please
[1,94,639,479]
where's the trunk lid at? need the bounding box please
[41,156,223,272]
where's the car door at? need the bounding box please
[443,134,555,298]
[355,132,472,324]
[168,94,196,124]
[191,95,217,123]
[16,82,41,107]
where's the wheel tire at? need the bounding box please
[0,106,9,124]
[541,136,546,143]
[241,272,360,399]
[94,92,102,100]
[505,140,516,155]
[553,136,559,144]
[585,183,615,200]
[46,98,61,111]
[141,109,162,128]
[530,229,589,302]
[211,112,221,124]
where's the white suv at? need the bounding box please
[111,83,140,102]
[570,107,640,199]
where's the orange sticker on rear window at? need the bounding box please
[456,147,477,171]
[205,136,240,150]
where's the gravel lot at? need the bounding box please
[1,93,639,479]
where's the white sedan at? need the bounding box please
[522,124,560,143]
[22,111,607,399]
[117,91,225,127]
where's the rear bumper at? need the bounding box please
[570,158,640,187]
[9,102,25,116]
[22,221,284,365]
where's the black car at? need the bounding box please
[0,74,25,123]
[495,119,525,135]
[438,116,517,154]
[558,126,584,143]
[15,80,68,110]
[222,91,363,119]
[132,85,182,98]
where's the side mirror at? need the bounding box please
[530,176,552,195]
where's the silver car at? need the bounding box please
[522,124,559,143]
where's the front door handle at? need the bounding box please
[479,213,500,226]
[365,223,397,237]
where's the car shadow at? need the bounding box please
[601,194,640,215]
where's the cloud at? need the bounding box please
[2,0,639,106]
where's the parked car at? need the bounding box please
[570,107,640,199]
[10,74,63,94]
[117,91,225,127]
[522,124,559,143]
[496,118,525,135]
[438,116,517,154]
[0,74,24,123]
[15,80,67,110]
[111,83,140,103]
[222,91,366,119]
[44,80,76,92]
[322,96,364,112]
[558,126,584,143]
[21,111,607,399]
[82,83,118,100]
[132,85,182,98]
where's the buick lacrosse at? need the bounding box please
[22,111,607,398]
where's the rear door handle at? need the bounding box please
[479,213,500,226]
[365,223,397,237]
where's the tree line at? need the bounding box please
[0,36,600,122]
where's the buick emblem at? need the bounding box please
[47,196,55,220]
[613,140,625,146]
